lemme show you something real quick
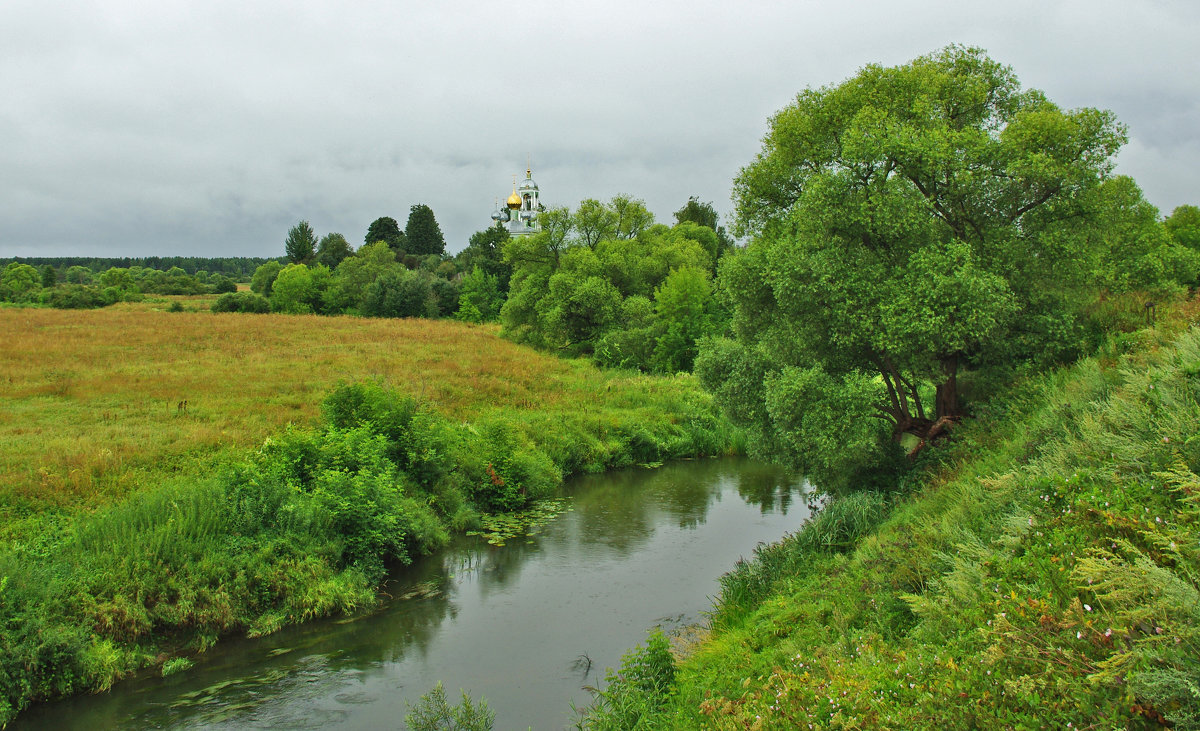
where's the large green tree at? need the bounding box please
[284,220,318,264]
[365,216,407,256]
[405,204,446,256]
[315,232,354,269]
[699,45,1146,482]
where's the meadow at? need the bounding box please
[0,298,702,522]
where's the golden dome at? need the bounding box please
[506,189,522,209]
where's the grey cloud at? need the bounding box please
[2,0,1198,257]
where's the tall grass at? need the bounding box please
[0,308,726,521]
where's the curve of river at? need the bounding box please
[15,458,810,730]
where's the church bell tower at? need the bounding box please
[491,161,542,236]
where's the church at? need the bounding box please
[491,165,543,236]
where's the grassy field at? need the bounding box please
[0,301,693,520]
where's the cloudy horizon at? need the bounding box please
[2,0,1197,259]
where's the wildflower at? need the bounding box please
[1084,604,1092,612]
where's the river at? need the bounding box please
[14,458,810,730]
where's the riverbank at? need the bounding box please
[0,308,740,727]
[581,308,1200,728]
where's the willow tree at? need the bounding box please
[698,46,1136,481]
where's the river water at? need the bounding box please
[15,458,810,730]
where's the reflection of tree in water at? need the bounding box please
[734,460,807,515]
[566,460,737,551]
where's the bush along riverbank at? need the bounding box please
[579,322,1200,729]
[0,378,738,727]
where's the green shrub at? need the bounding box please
[45,284,108,309]
[211,291,271,313]
[577,629,676,730]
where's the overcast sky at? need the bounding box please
[2,0,1197,259]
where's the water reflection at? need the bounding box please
[15,458,808,731]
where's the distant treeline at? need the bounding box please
[1,256,283,279]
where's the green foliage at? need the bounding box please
[209,274,238,294]
[455,266,503,322]
[211,291,271,313]
[365,216,408,256]
[405,204,446,256]
[405,682,495,731]
[0,362,737,726]
[44,284,108,309]
[160,657,193,677]
[270,263,330,314]
[360,268,438,319]
[501,200,726,371]
[1,263,41,302]
[456,226,513,294]
[704,44,1184,484]
[314,232,353,269]
[250,260,284,297]
[323,241,397,314]
[673,196,734,256]
[1166,204,1200,252]
[284,220,318,264]
[64,265,91,284]
[578,630,677,730]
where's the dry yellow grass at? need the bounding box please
[0,306,651,515]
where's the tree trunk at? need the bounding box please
[934,354,960,420]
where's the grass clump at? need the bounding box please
[405,682,495,731]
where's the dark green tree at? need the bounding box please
[673,196,720,230]
[284,220,318,264]
[700,45,1136,485]
[405,204,446,256]
[365,216,408,256]
[315,232,354,269]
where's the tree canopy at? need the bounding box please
[500,197,727,371]
[365,216,407,256]
[284,220,318,264]
[405,204,446,256]
[698,45,1190,488]
[315,232,354,269]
